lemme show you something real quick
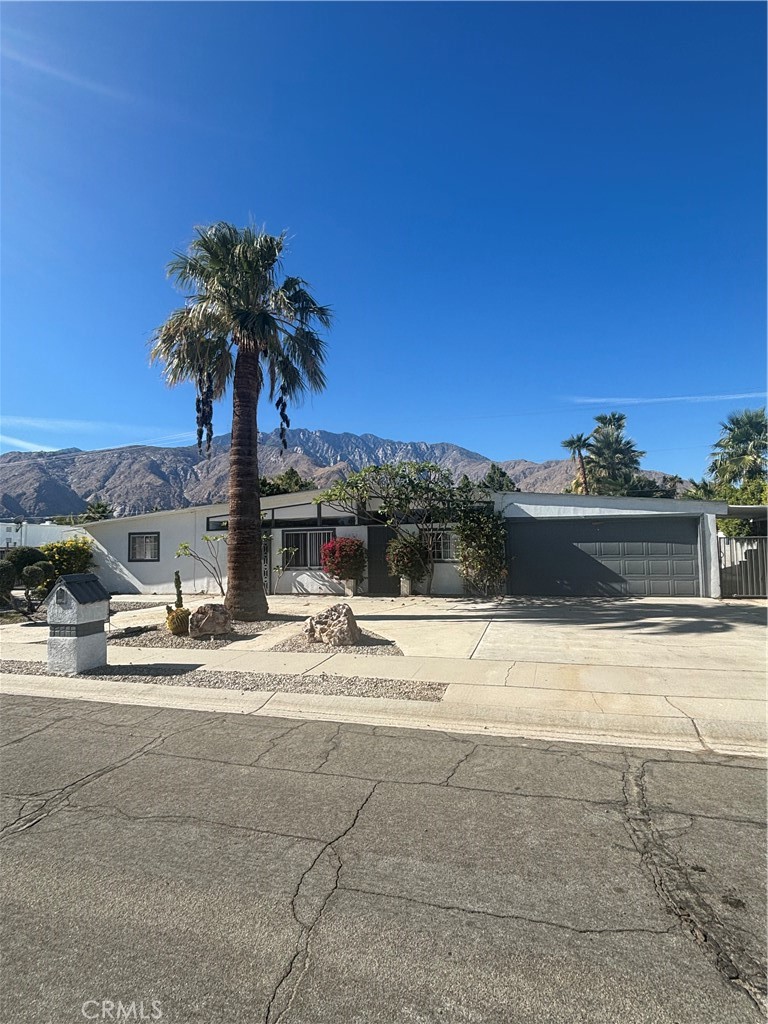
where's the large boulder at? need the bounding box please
[189,603,232,639]
[304,602,362,647]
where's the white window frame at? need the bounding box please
[128,532,160,562]
[282,529,336,569]
[431,531,459,562]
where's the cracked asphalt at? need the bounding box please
[1,693,765,1024]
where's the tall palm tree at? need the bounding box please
[561,433,591,494]
[584,412,645,495]
[150,223,331,620]
[708,408,767,486]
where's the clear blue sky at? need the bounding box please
[2,1,765,478]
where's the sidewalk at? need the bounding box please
[1,595,764,756]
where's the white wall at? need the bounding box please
[0,522,86,549]
[85,505,229,595]
[271,525,367,596]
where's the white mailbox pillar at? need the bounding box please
[47,573,110,675]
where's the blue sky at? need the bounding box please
[1,1,765,478]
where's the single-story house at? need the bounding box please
[82,489,727,599]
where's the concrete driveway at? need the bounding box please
[1,693,765,1024]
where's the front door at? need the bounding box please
[366,526,400,595]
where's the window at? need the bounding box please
[431,531,459,562]
[128,532,160,562]
[206,515,229,532]
[282,529,335,569]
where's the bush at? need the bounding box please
[21,564,45,610]
[454,505,508,598]
[34,561,57,594]
[0,560,15,597]
[320,537,367,582]
[40,536,93,577]
[386,536,429,583]
[3,547,45,582]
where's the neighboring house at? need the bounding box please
[82,489,727,599]
[0,520,86,554]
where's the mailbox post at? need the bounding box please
[47,573,110,675]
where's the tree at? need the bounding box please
[708,408,767,486]
[480,463,519,492]
[585,412,645,494]
[150,223,331,620]
[81,500,115,522]
[561,434,591,495]
[319,462,460,593]
[272,467,316,493]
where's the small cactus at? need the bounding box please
[166,607,191,636]
[173,570,183,609]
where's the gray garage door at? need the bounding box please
[506,516,701,597]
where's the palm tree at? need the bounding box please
[708,408,767,486]
[150,223,331,620]
[561,433,591,494]
[584,412,645,494]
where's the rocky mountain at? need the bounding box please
[0,427,679,518]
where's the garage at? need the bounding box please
[506,516,701,597]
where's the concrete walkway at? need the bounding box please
[1,595,765,755]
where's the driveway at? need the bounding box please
[1,694,765,1024]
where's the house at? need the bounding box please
[82,489,727,599]
[0,520,86,556]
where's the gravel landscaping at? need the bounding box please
[269,627,403,656]
[108,617,299,649]
[0,658,446,702]
[110,601,169,613]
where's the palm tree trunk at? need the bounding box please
[225,348,269,621]
[577,452,590,495]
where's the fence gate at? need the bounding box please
[718,536,767,598]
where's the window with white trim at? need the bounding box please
[282,529,335,569]
[128,532,160,562]
[431,531,459,562]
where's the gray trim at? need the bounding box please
[50,621,105,638]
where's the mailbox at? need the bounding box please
[47,573,110,675]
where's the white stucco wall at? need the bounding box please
[0,522,86,549]
[85,504,229,595]
[271,525,367,596]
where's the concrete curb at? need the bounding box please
[2,672,765,758]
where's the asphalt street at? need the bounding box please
[1,693,765,1024]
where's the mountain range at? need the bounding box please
[0,428,681,519]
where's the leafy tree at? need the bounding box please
[3,547,45,582]
[258,467,315,496]
[150,222,331,620]
[480,463,519,492]
[0,560,15,601]
[319,462,461,593]
[561,434,591,495]
[21,564,45,611]
[708,408,767,486]
[686,477,767,537]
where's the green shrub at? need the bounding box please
[386,536,429,583]
[0,560,15,597]
[40,536,93,577]
[33,561,57,593]
[454,505,508,598]
[21,564,45,610]
[4,547,45,582]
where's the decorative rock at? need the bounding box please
[189,603,232,639]
[304,602,362,647]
